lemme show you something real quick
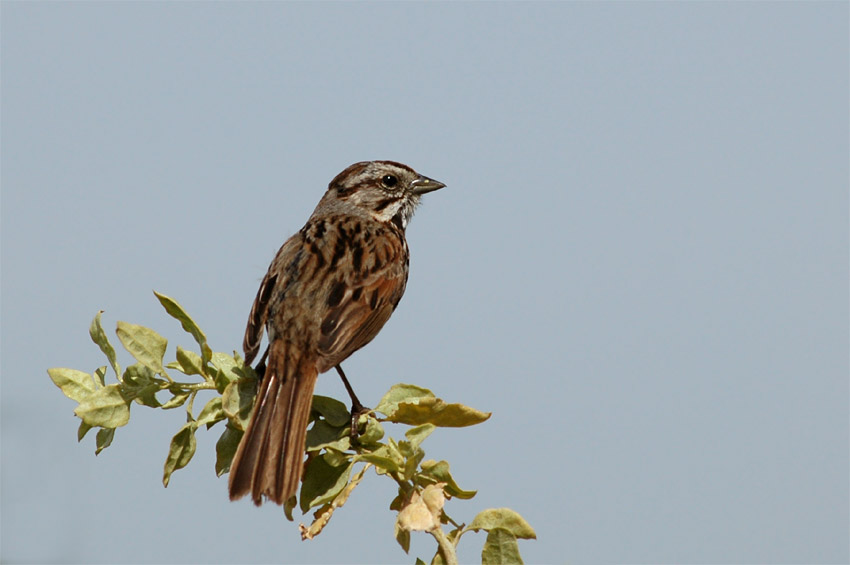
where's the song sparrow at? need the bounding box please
[228,161,445,506]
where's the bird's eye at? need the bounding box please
[382,175,398,189]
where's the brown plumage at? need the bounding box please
[228,161,444,505]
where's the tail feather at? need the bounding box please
[229,340,318,506]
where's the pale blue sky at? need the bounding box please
[2,2,848,564]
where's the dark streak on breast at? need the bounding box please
[351,244,363,272]
[326,280,346,308]
[310,242,325,269]
[329,232,347,269]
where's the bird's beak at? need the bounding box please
[410,175,446,195]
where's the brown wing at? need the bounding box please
[243,233,307,365]
[242,270,276,365]
[316,261,408,373]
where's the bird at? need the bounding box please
[228,160,444,506]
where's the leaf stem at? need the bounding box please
[170,381,217,391]
[430,525,458,565]
[186,390,197,422]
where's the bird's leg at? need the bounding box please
[335,364,370,440]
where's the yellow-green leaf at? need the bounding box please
[77,420,93,442]
[420,460,476,499]
[89,311,120,377]
[172,346,204,377]
[481,528,523,565]
[197,396,225,429]
[210,352,243,392]
[116,321,167,376]
[355,445,403,473]
[374,383,434,417]
[163,422,197,486]
[48,368,96,402]
[300,463,369,540]
[154,291,213,364]
[306,420,349,452]
[74,384,130,428]
[95,427,115,455]
[161,390,190,410]
[357,416,384,445]
[93,366,107,388]
[391,398,491,428]
[467,508,537,539]
[299,457,353,513]
[215,425,242,476]
[311,395,351,427]
[222,378,257,430]
[404,423,435,451]
[122,363,162,407]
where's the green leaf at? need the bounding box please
[374,383,434,417]
[171,346,204,377]
[197,396,225,429]
[210,352,243,392]
[116,321,167,377]
[322,448,351,468]
[77,421,93,442]
[299,457,353,513]
[355,445,403,473]
[122,363,162,407]
[300,463,369,540]
[93,366,107,388]
[163,422,198,486]
[391,398,491,428]
[467,508,536,539]
[481,528,523,565]
[415,558,427,565]
[395,526,411,554]
[95,427,115,455]
[161,390,191,410]
[306,420,349,452]
[74,384,131,428]
[357,416,385,445]
[404,424,435,452]
[222,378,257,431]
[284,495,297,522]
[311,395,351,427]
[215,425,242,476]
[419,460,476,499]
[48,368,96,402]
[154,291,213,363]
[89,311,121,378]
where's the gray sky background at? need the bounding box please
[2,3,847,564]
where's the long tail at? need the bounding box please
[228,340,318,505]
